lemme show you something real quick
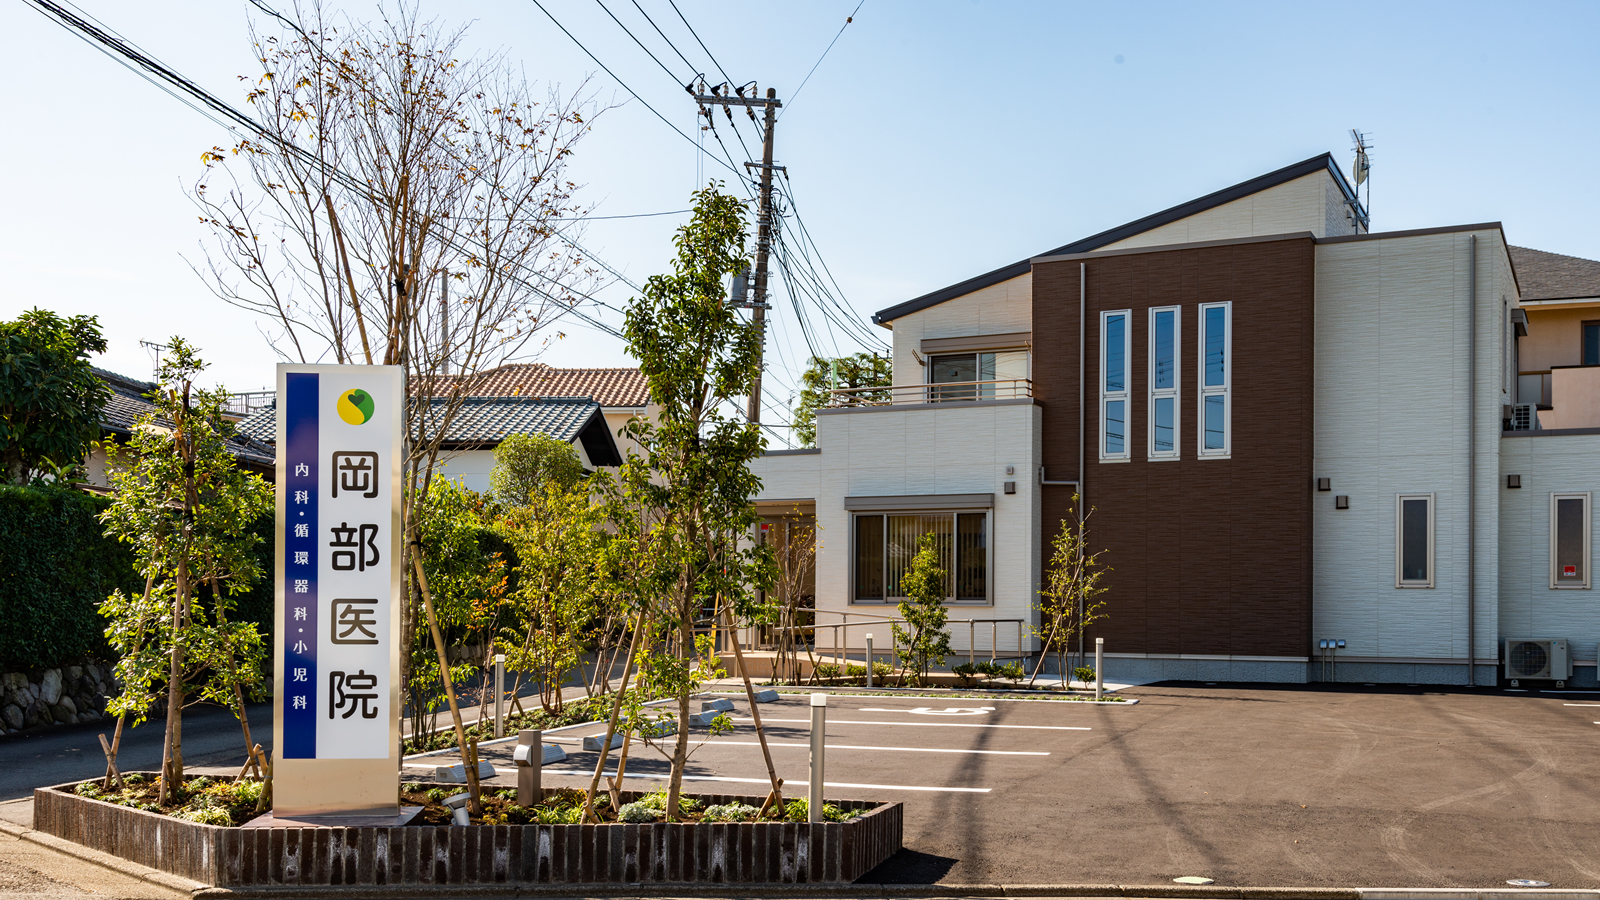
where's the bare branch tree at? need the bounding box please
[188,0,604,815]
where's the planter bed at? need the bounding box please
[33,778,902,888]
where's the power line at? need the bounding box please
[525,0,740,178]
[782,1,863,119]
[27,0,628,343]
[591,0,684,84]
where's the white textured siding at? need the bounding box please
[889,273,1032,388]
[1313,229,1511,668]
[1100,172,1340,251]
[1499,433,1600,663]
[751,402,1042,653]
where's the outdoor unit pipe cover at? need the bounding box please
[1335,495,1349,509]
[1507,474,1522,488]
[1316,478,1331,491]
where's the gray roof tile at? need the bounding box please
[1509,246,1600,301]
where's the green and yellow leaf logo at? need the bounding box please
[337,388,375,425]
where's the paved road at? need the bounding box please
[0,703,270,801]
[432,684,1600,889]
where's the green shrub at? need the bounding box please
[618,801,662,823]
[1073,666,1096,684]
[703,802,759,822]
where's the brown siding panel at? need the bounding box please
[1033,238,1315,661]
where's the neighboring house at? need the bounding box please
[86,367,275,488]
[236,395,622,495]
[752,151,1600,687]
[444,364,655,462]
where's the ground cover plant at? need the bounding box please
[71,774,264,827]
[397,786,859,826]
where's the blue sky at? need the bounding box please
[2,1,1597,437]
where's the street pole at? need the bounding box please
[693,85,781,424]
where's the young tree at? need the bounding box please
[191,3,602,813]
[99,339,273,805]
[495,469,604,714]
[1030,497,1112,687]
[764,512,818,684]
[618,184,777,818]
[894,533,953,687]
[0,309,110,484]
[490,433,585,509]
[791,353,891,448]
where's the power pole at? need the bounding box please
[694,84,781,423]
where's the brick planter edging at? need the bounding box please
[33,781,902,888]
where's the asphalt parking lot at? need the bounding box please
[412,683,1600,889]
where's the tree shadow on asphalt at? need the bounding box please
[855,849,959,883]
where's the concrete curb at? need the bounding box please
[0,816,207,896]
[172,884,1600,900]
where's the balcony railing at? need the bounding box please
[824,378,1033,408]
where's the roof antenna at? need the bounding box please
[1348,129,1372,232]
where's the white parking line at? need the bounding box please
[709,740,1048,756]
[400,763,990,794]
[733,717,1089,731]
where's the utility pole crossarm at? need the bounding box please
[692,94,782,108]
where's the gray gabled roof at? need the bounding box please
[92,367,276,469]
[236,395,624,467]
[1508,246,1600,302]
[873,152,1363,325]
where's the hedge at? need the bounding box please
[0,485,137,669]
[0,484,275,671]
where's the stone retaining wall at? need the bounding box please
[0,660,115,734]
[34,782,902,888]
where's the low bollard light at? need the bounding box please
[1094,637,1104,701]
[808,692,827,822]
[512,728,542,806]
[864,633,875,688]
[493,653,506,739]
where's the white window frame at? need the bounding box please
[1148,305,1181,460]
[1549,492,1591,589]
[1100,309,1132,461]
[1197,301,1232,458]
[1395,493,1436,589]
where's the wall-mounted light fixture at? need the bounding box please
[1005,465,1015,475]
[1317,478,1331,492]
[1335,495,1349,509]
[1507,474,1522,489]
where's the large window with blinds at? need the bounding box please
[852,511,989,605]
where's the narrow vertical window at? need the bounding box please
[1148,306,1180,459]
[1198,301,1231,457]
[1100,310,1131,460]
[1550,493,1591,589]
[1585,322,1600,367]
[1395,494,1435,588]
[854,515,884,601]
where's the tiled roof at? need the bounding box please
[93,368,275,468]
[435,396,603,446]
[432,364,651,408]
[236,396,622,465]
[1510,246,1600,301]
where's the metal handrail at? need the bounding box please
[769,611,1027,674]
[824,378,1033,408]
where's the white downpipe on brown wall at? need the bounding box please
[1467,234,1477,688]
[1079,262,1086,521]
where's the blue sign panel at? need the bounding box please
[282,372,319,758]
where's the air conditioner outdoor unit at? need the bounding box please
[1510,403,1540,432]
[1503,638,1571,686]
